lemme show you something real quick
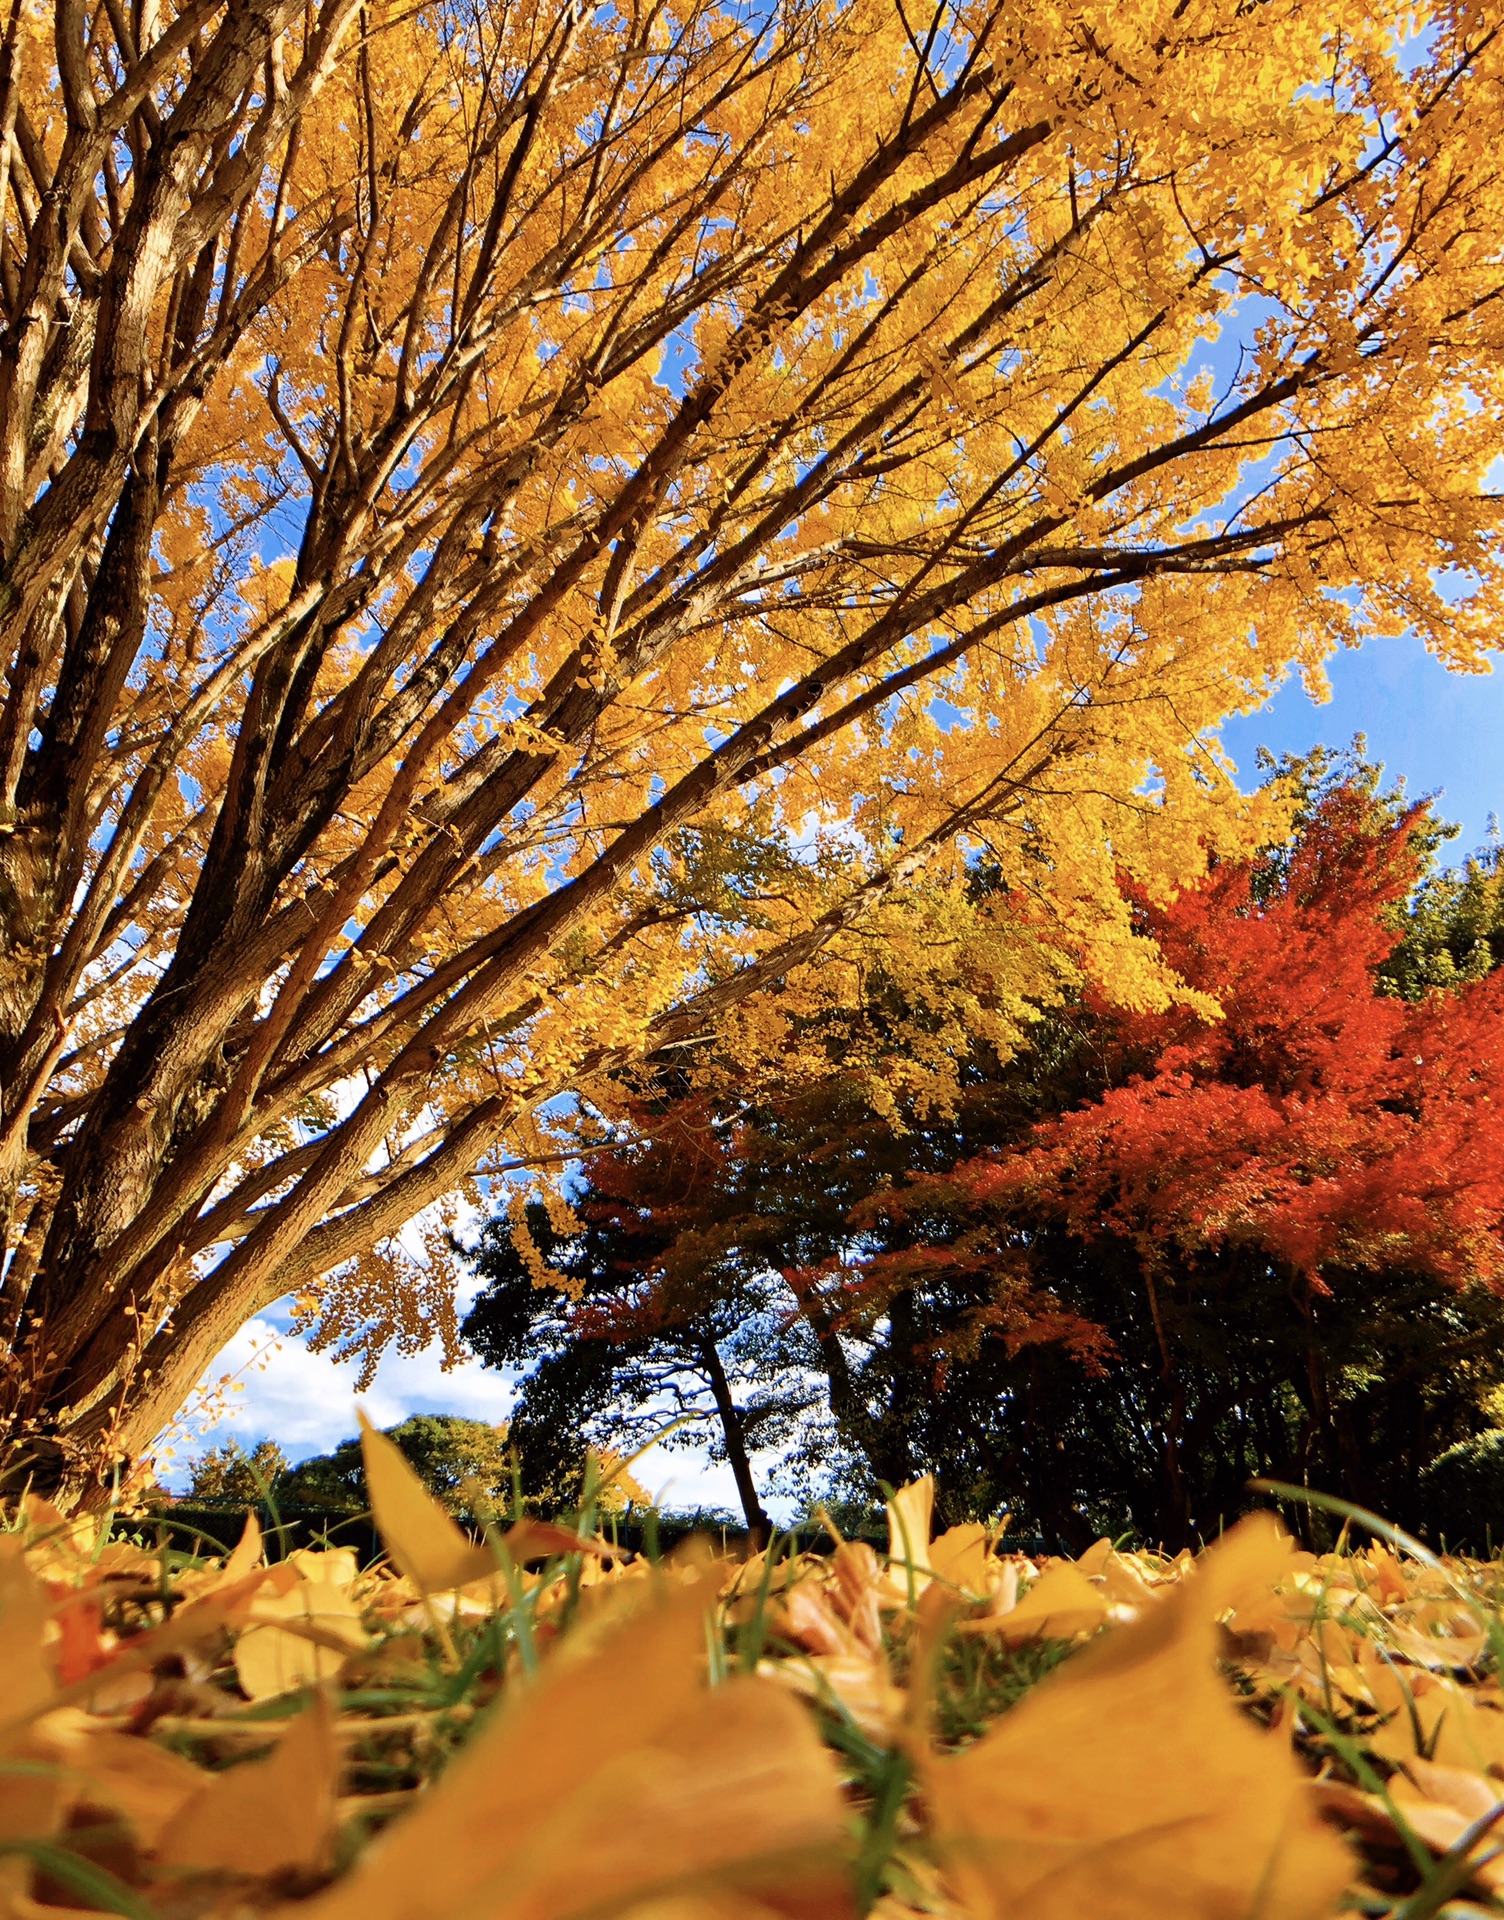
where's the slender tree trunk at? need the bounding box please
[699,1339,771,1545]
[1142,1266,1192,1548]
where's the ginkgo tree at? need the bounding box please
[1,0,1502,1493]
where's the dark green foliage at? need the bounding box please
[462,1168,817,1535]
[1381,840,1504,997]
[1418,1429,1504,1552]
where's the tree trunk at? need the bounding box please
[699,1339,772,1545]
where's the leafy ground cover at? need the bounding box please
[6,1435,1504,1919]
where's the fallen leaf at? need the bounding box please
[885,1477,934,1600]
[234,1580,368,1700]
[1076,1540,1158,1609]
[763,1652,906,1747]
[1338,1758,1504,1896]
[829,1542,884,1656]
[1362,1658,1504,1773]
[502,1519,612,1562]
[955,1561,1108,1643]
[31,1709,205,1850]
[156,1691,338,1878]
[926,1514,1352,1919]
[223,1511,265,1584]
[930,1526,990,1598]
[286,1547,359,1588]
[359,1409,497,1593]
[273,1572,853,1920]
[0,1538,54,1730]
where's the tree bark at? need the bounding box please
[699,1339,772,1545]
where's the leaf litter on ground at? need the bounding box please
[8,1444,1504,1917]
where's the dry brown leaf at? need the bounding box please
[359,1409,498,1593]
[926,1515,1352,1920]
[156,1690,338,1878]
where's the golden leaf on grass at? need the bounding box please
[764,1651,907,1747]
[1383,1600,1490,1672]
[28,1709,206,1850]
[0,1536,53,1729]
[276,1571,853,1920]
[157,1691,338,1878]
[17,1497,96,1579]
[929,1526,990,1598]
[359,1409,496,1593]
[620,1900,811,1920]
[234,1579,368,1701]
[1379,1758,1504,1894]
[927,1515,1352,1920]
[1075,1538,1158,1609]
[829,1541,885,1654]
[779,1576,867,1659]
[885,1476,934,1598]
[1366,1668,1504,1772]
[0,1539,62,1860]
[223,1511,265,1584]
[955,1562,1107,1644]
[286,1547,359,1588]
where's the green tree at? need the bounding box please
[273,1415,511,1519]
[463,1156,819,1538]
[184,1438,290,1506]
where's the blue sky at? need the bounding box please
[1221,634,1503,854]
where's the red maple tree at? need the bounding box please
[965,786,1504,1295]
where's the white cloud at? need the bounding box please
[160,1317,516,1476]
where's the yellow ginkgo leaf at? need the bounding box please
[0,1536,52,1731]
[1368,1672,1504,1773]
[222,1511,264,1584]
[359,1409,496,1593]
[234,1581,369,1701]
[274,1571,854,1920]
[929,1525,991,1598]
[956,1561,1108,1643]
[926,1515,1352,1920]
[286,1547,359,1588]
[32,1710,206,1851]
[0,1540,62,1860]
[157,1691,338,1877]
[885,1476,934,1597]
